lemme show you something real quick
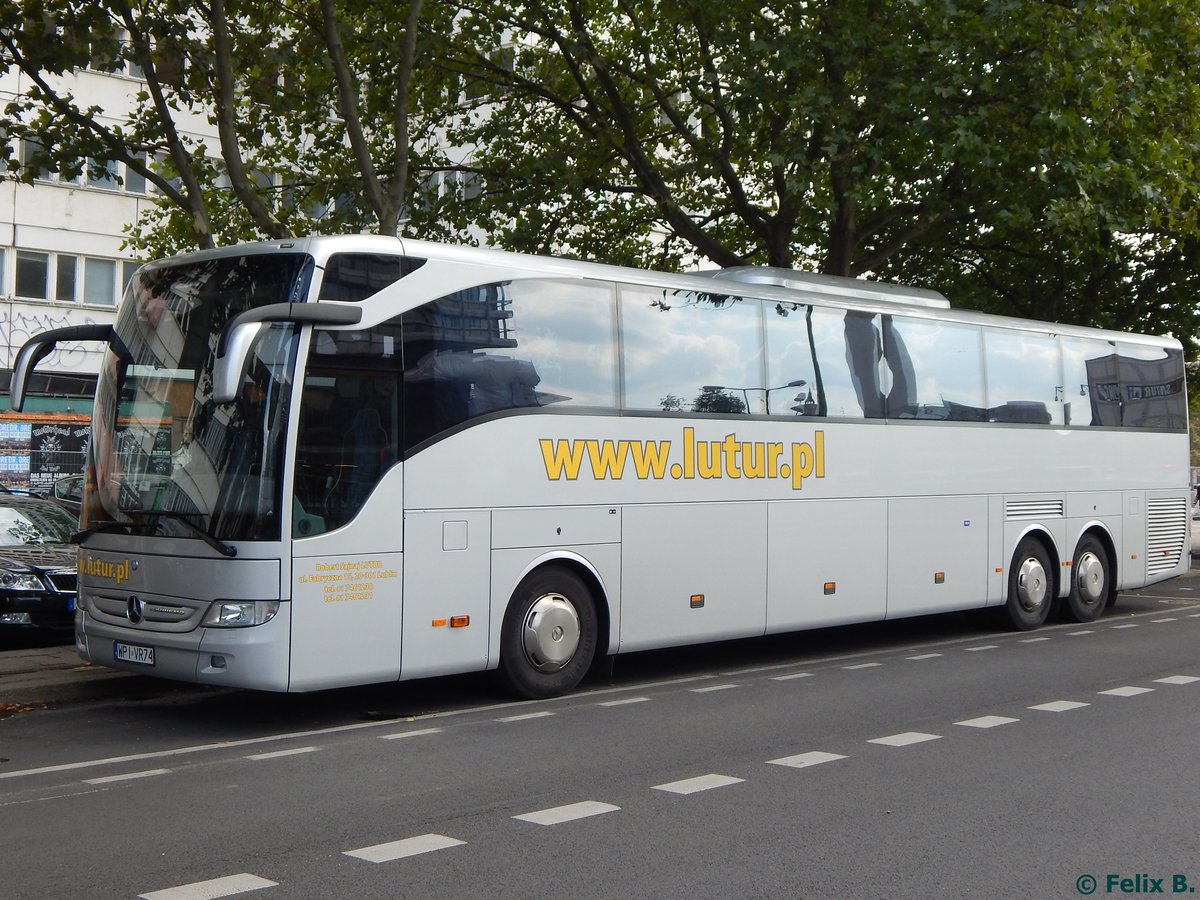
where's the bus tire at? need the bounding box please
[1005,537,1053,631]
[1064,535,1110,623]
[498,566,598,700]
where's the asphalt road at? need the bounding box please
[3,576,1199,900]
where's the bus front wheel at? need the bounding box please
[1005,538,1053,631]
[498,567,598,700]
[1064,535,1110,623]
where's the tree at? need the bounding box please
[0,0,456,255]
[444,0,1200,345]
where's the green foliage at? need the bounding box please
[442,0,1200,348]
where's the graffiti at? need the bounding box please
[0,303,108,371]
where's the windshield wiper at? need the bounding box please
[71,512,238,558]
[140,511,238,557]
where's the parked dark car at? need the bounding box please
[0,492,79,632]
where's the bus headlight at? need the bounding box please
[202,600,280,627]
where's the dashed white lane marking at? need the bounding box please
[1019,636,1051,643]
[496,711,555,723]
[965,645,998,652]
[843,662,882,670]
[514,801,620,825]
[1155,675,1200,685]
[907,653,943,660]
[245,747,319,761]
[380,727,444,740]
[691,684,740,693]
[1152,618,1179,623]
[1029,700,1090,712]
[1068,630,1096,636]
[1111,624,1139,630]
[868,732,941,747]
[768,751,847,769]
[598,696,651,707]
[1099,686,1154,697]
[344,833,466,863]
[770,672,814,681]
[653,774,745,794]
[138,873,277,899]
[955,715,1019,729]
[84,769,170,785]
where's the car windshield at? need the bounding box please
[84,252,310,542]
[0,499,77,545]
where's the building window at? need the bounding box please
[123,155,147,193]
[55,255,77,303]
[15,251,49,299]
[87,158,119,190]
[83,258,117,305]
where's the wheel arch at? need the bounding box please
[1009,525,1061,600]
[494,550,614,665]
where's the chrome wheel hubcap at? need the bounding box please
[1016,556,1048,613]
[1075,551,1105,606]
[521,593,581,673]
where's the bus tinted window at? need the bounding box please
[296,318,403,535]
[401,279,618,449]
[883,317,985,421]
[1061,336,1118,426]
[318,253,422,302]
[765,303,835,417]
[621,286,764,413]
[983,328,1061,425]
[1117,343,1186,429]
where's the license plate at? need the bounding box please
[114,641,155,666]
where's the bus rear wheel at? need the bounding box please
[498,567,597,700]
[1005,537,1053,631]
[1064,535,1110,623]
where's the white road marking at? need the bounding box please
[1111,624,1139,630]
[598,696,651,707]
[965,645,998,652]
[84,769,170,785]
[691,684,740,693]
[1067,630,1096,636]
[514,801,620,825]
[843,662,882,670]
[496,711,555,723]
[138,873,277,899]
[244,747,319,761]
[1155,675,1200,685]
[955,715,1019,729]
[1028,700,1090,712]
[653,774,745,794]
[380,727,444,740]
[344,833,466,863]
[1098,686,1154,697]
[770,672,814,681]
[1018,637,1051,643]
[1152,618,1178,623]
[907,653,943,660]
[767,751,847,769]
[868,732,941,747]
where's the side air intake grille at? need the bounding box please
[1006,499,1065,520]
[1147,498,1188,576]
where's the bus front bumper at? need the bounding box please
[76,603,292,691]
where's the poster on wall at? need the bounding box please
[29,422,89,492]
[0,422,31,489]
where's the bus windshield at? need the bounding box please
[83,252,311,543]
